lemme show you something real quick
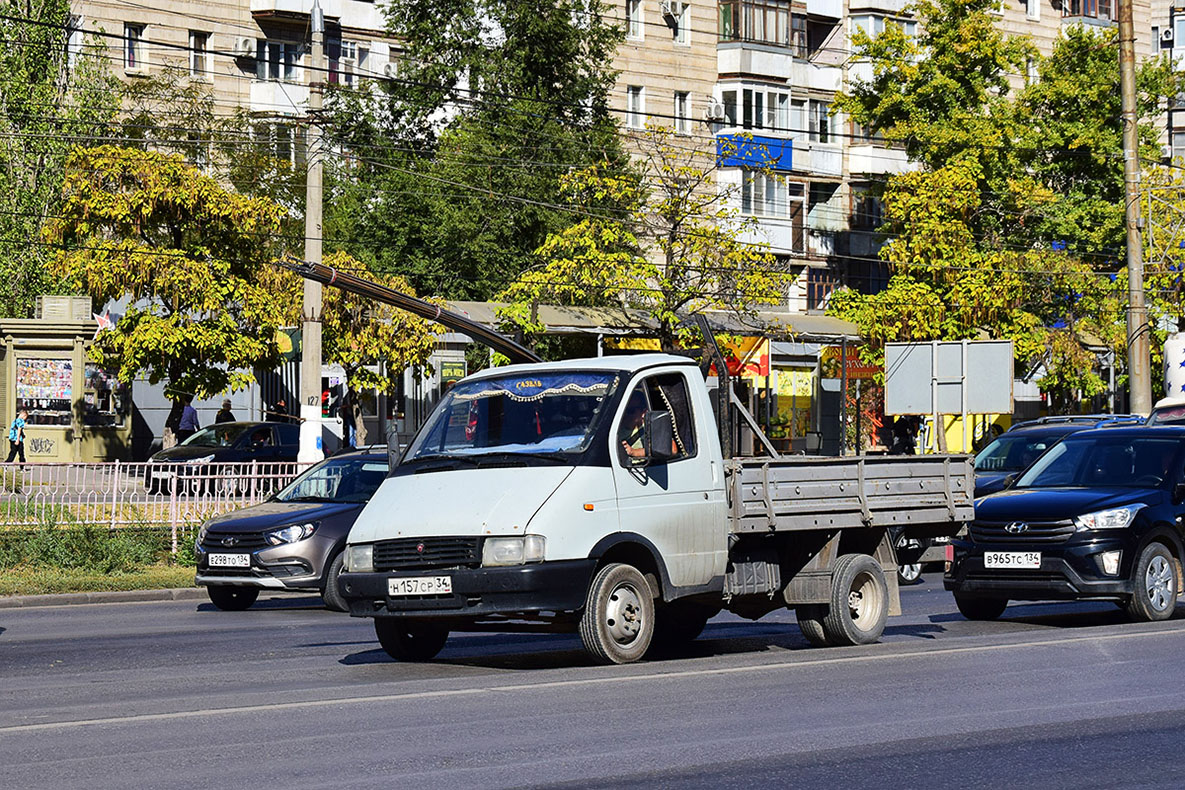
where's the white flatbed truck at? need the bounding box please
[338,352,974,664]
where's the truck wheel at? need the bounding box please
[207,585,259,611]
[648,601,713,655]
[954,595,1008,621]
[821,554,888,646]
[579,562,655,664]
[320,552,348,613]
[374,619,449,661]
[796,605,831,647]
[1125,543,1178,622]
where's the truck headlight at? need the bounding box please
[345,544,374,573]
[1074,504,1145,530]
[482,535,546,567]
[265,522,317,545]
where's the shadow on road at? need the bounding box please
[930,600,1185,628]
[0,626,6,637]
[193,594,328,614]
[882,623,946,639]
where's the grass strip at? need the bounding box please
[0,565,196,597]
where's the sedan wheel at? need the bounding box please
[1126,543,1178,622]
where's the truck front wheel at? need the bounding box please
[579,562,655,664]
[374,619,449,661]
[821,553,888,646]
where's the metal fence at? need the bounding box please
[0,461,307,553]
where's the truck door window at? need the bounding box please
[617,373,697,465]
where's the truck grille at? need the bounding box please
[372,537,481,571]
[970,519,1075,544]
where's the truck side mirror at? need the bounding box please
[642,410,676,465]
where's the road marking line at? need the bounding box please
[3,623,1183,735]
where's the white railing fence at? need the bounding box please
[0,461,307,555]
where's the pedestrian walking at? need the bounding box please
[268,398,289,423]
[177,395,200,443]
[6,408,27,463]
[215,399,235,424]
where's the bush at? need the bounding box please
[0,524,171,573]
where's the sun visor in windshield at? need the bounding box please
[453,374,614,403]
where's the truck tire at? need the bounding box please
[795,605,831,647]
[954,595,1008,621]
[579,562,655,664]
[647,601,713,655]
[1125,543,1178,623]
[374,619,449,661]
[821,554,888,646]
[207,585,259,611]
[320,551,348,613]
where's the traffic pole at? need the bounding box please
[299,0,326,464]
[1119,0,1151,413]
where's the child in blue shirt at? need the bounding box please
[6,408,27,463]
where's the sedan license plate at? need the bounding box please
[984,551,1041,569]
[208,553,251,568]
[388,576,452,597]
[151,470,176,480]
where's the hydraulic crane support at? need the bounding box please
[281,260,543,365]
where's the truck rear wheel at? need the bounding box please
[821,554,888,646]
[374,619,449,661]
[648,601,713,655]
[795,605,830,647]
[579,562,655,664]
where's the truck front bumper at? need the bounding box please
[339,559,597,620]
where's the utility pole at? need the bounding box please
[1119,0,1151,413]
[299,0,325,463]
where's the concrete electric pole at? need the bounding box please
[299,0,325,463]
[1118,0,1151,413]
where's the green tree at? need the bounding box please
[0,0,119,317]
[42,146,290,409]
[500,128,791,351]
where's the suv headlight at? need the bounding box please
[1074,504,1145,531]
[482,535,546,567]
[265,522,318,545]
[345,544,374,573]
[185,454,216,464]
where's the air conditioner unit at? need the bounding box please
[660,0,679,19]
[704,97,726,122]
[382,62,398,79]
[232,37,254,58]
[35,295,91,322]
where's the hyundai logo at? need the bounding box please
[220,536,240,547]
[1005,522,1030,535]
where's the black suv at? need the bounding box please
[973,415,1141,498]
[947,426,1185,623]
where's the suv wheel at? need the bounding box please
[1125,543,1178,622]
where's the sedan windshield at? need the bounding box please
[1015,436,1181,489]
[274,457,388,503]
[974,434,1060,473]
[405,372,619,463]
[182,424,250,448]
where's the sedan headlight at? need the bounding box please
[185,454,216,465]
[345,544,374,573]
[265,522,318,545]
[482,535,546,567]
[1074,504,1145,531]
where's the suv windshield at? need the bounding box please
[1015,436,1181,488]
[975,433,1061,473]
[182,424,250,448]
[405,372,619,463]
[274,456,388,503]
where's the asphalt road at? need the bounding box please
[3,577,1185,790]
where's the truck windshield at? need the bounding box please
[405,372,619,463]
[1014,436,1181,489]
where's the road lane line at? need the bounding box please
[3,623,1184,735]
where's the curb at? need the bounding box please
[0,587,209,609]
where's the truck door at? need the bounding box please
[611,371,727,591]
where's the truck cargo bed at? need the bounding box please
[728,455,974,535]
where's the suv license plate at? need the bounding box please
[208,553,251,568]
[984,551,1041,569]
[388,576,452,596]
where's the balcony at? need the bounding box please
[251,0,341,19]
[718,41,794,80]
[806,0,842,20]
[849,145,915,176]
[249,79,309,114]
[848,0,908,12]
[1061,0,1114,26]
[790,60,841,92]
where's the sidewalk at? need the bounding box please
[0,588,209,609]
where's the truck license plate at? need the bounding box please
[208,553,251,568]
[388,576,452,596]
[984,551,1041,569]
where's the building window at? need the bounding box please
[257,122,307,167]
[718,0,794,48]
[1025,57,1038,84]
[674,1,690,44]
[808,100,832,143]
[851,184,883,230]
[124,24,145,71]
[791,15,806,57]
[732,86,791,131]
[256,40,300,82]
[1063,0,1111,20]
[189,31,209,77]
[851,15,917,40]
[1175,16,1185,45]
[1173,132,1185,163]
[627,86,645,128]
[627,0,644,40]
[674,91,691,134]
[1026,0,1040,20]
[67,15,83,70]
[333,40,369,86]
[722,90,737,126]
